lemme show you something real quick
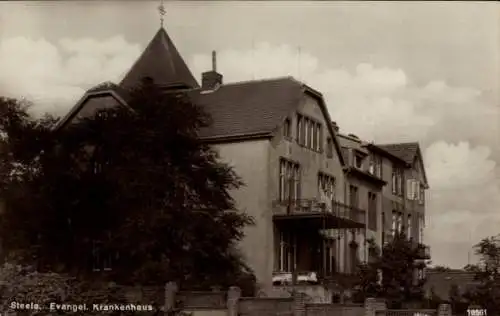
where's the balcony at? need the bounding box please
[415,243,431,260]
[272,199,365,229]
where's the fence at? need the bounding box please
[2,281,453,316]
[163,283,452,316]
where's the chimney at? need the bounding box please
[331,121,339,132]
[201,51,223,90]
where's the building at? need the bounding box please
[56,26,430,292]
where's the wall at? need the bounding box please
[268,94,347,274]
[215,140,272,291]
[337,134,384,268]
[269,94,345,206]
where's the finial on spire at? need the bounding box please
[158,0,166,28]
[212,51,217,72]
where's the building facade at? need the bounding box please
[56,26,430,292]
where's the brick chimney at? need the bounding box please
[201,51,223,90]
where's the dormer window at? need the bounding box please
[354,152,364,169]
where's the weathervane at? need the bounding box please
[158,0,166,28]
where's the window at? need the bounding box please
[407,214,412,239]
[326,137,333,158]
[368,192,378,231]
[277,231,295,272]
[354,152,364,169]
[406,179,421,200]
[418,216,425,243]
[368,159,375,175]
[279,159,300,201]
[349,185,359,208]
[92,240,112,272]
[392,170,397,194]
[317,123,323,151]
[419,185,425,205]
[391,211,403,236]
[397,212,403,233]
[297,115,304,144]
[295,113,322,151]
[369,155,382,177]
[391,211,397,235]
[318,173,335,202]
[283,118,291,138]
[381,211,385,244]
[392,165,404,196]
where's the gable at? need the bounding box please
[56,91,127,130]
[289,92,345,166]
[414,147,429,188]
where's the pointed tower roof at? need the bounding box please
[119,27,199,90]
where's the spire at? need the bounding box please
[158,0,166,28]
[119,27,199,90]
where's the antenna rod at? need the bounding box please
[297,46,301,79]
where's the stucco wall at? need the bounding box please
[269,94,347,273]
[214,140,273,290]
[269,94,345,203]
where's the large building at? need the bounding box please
[57,26,430,292]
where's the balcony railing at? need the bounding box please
[272,199,366,226]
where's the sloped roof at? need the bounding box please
[189,76,346,165]
[189,77,303,140]
[424,271,479,300]
[376,142,428,187]
[119,27,199,90]
[376,142,419,164]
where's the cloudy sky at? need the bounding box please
[0,1,498,268]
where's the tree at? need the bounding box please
[353,231,428,308]
[460,235,500,314]
[0,80,255,292]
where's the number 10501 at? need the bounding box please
[467,309,487,316]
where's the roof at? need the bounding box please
[190,77,302,140]
[55,28,346,166]
[119,27,199,90]
[189,77,346,165]
[376,142,429,187]
[424,271,479,300]
[376,142,419,164]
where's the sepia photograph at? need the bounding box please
[0,1,498,315]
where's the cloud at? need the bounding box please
[0,35,498,268]
[0,36,141,115]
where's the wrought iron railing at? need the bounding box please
[272,199,366,225]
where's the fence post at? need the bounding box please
[164,282,178,315]
[365,298,386,316]
[437,303,452,316]
[226,286,241,316]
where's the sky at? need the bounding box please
[0,1,498,268]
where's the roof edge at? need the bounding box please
[53,90,129,131]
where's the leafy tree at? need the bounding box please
[460,235,500,314]
[0,80,255,292]
[353,231,428,308]
[0,262,131,316]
